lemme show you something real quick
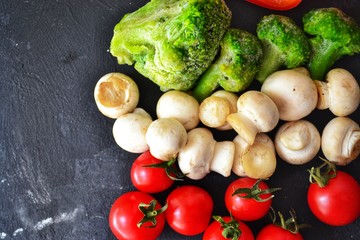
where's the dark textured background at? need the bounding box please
[1,0,359,239]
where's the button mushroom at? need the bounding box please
[145,118,187,161]
[315,68,360,116]
[275,120,321,165]
[156,90,200,131]
[321,116,360,166]
[112,108,152,153]
[227,90,279,145]
[177,128,216,180]
[94,72,139,119]
[209,141,235,177]
[261,68,318,121]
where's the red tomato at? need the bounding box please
[109,191,166,240]
[225,178,276,221]
[203,216,254,240]
[307,170,360,226]
[256,224,303,240]
[165,185,214,236]
[130,151,174,193]
[246,0,301,10]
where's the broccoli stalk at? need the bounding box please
[192,28,263,102]
[303,8,360,80]
[110,0,232,92]
[255,14,311,83]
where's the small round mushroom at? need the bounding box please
[261,68,318,121]
[156,90,200,130]
[275,120,321,165]
[112,108,152,153]
[321,116,360,166]
[232,135,250,177]
[315,68,360,116]
[209,141,235,177]
[199,96,231,128]
[145,118,187,161]
[94,72,139,119]
[177,128,216,180]
[211,90,238,131]
[227,90,279,145]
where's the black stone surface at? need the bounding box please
[1,0,359,239]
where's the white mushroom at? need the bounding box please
[321,117,360,166]
[210,141,235,177]
[199,96,231,128]
[156,90,200,130]
[112,108,152,153]
[211,90,238,131]
[232,135,250,177]
[145,118,187,161]
[275,120,321,165]
[261,68,318,121]
[227,90,279,145]
[94,72,139,119]
[177,128,216,180]
[315,68,360,116]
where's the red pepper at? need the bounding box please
[246,0,302,11]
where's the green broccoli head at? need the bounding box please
[192,28,263,102]
[256,14,311,83]
[110,0,232,91]
[303,7,360,80]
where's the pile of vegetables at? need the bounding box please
[94,0,360,239]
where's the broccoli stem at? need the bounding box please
[308,39,344,80]
[255,44,284,83]
[192,64,221,102]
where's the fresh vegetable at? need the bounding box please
[130,151,175,193]
[165,185,214,236]
[156,90,200,131]
[275,120,320,165]
[211,90,239,131]
[227,90,279,145]
[225,178,280,221]
[307,158,360,226]
[255,14,310,83]
[199,95,233,129]
[94,72,139,119]
[112,108,152,153]
[261,68,318,121]
[321,117,360,166]
[192,28,263,102]
[109,191,166,240]
[246,0,302,11]
[110,0,232,91]
[210,141,235,177]
[303,7,360,80]
[203,216,254,240]
[315,68,360,116]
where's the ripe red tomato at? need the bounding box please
[203,216,254,240]
[109,191,166,240]
[256,224,303,240]
[307,170,360,226]
[165,185,214,236]
[225,178,277,221]
[130,151,174,193]
[246,0,301,10]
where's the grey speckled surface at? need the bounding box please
[1,0,359,239]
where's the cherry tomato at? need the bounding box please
[246,0,302,11]
[225,178,278,221]
[131,151,174,193]
[203,216,254,240]
[256,224,303,240]
[109,191,166,240]
[165,185,214,236]
[307,170,360,226]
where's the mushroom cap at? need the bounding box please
[275,120,320,165]
[232,135,250,177]
[156,90,199,130]
[261,69,318,121]
[321,116,360,165]
[145,118,187,161]
[94,72,139,119]
[113,111,152,153]
[211,90,238,131]
[199,96,231,128]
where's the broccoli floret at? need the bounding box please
[192,28,263,102]
[303,8,360,80]
[110,0,232,91]
[255,14,311,83]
